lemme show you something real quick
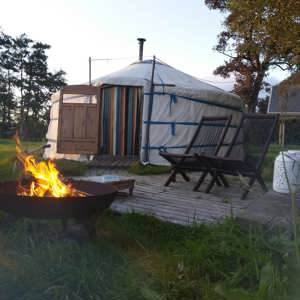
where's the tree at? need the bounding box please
[18,40,66,138]
[22,43,65,138]
[0,32,16,129]
[13,34,32,127]
[0,31,66,138]
[205,0,300,112]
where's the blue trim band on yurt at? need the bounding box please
[144,92,243,112]
[142,142,239,150]
[143,120,238,128]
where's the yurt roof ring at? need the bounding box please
[88,55,153,85]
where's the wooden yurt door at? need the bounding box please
[100,86,143,156]
[57,85,101,154]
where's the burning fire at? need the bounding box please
[15,135,85,198]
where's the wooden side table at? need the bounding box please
[110,179,135,196]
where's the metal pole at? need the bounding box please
[89,57,92,85]
[279,120,283,146]
[282,120,285,146]
[144,55,156,163]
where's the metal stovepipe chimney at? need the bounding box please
[137,38,146,61]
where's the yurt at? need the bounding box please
[44,58,244,165]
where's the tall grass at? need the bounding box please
[0,219,148,300]
[281,152,300,264]
[99,213,289,300]
[280,151,300,300]
[0,212,297,300]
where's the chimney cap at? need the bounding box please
[137,38,146,43]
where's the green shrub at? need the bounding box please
[128,162,171,175]
[55,159,89,176]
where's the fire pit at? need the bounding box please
[0,180,117,219]
[0,135,118,237]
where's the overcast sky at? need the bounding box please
[1,0,290,90]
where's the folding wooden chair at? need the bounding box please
[194,113,279,199]
[159,115,232,187]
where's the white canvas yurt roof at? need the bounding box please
[96,60,222,89]
[93,60,239,104]
[44,59,244,164]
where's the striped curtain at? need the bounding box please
[100,86,143,156]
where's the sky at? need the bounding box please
[0,0,290,90]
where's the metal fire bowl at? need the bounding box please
[0,180,117,219]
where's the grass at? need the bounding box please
[0,138,89,179]
[0,139,43,180]
[55,159,89,176]
[0,213,297,300]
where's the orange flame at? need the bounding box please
[15,135,85,198]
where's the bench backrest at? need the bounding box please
[226,113,279,170]
[185,115,233,156]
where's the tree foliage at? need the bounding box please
[205,0,300,112]
[0,31,66,138]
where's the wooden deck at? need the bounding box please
[78,170,300,229]
[110,174,260,225]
